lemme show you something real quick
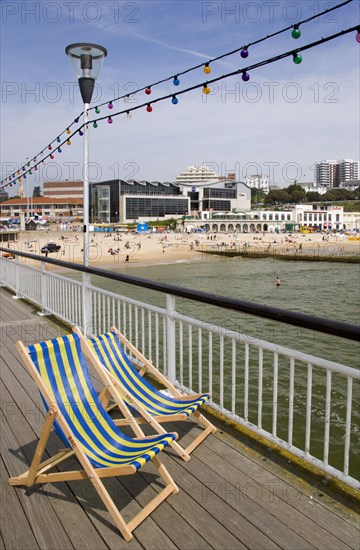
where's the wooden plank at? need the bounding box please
[124,466,213,550]
[157,452,281,550]
[201,428,360,548]
[1,413,73,549]
[0,455,40,549]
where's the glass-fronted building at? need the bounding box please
[89,179,251,223]
[90,180,189,224]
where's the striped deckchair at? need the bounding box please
[75,326,217,462]
[8,333,179,542]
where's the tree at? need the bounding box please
[264,189,290,205]
[286,183,304,195]
[306,191,321,202]
[33,186,42,197]
[291,190,306,204]
[251,188,265,204]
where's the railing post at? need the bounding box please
[12,254,20,300]
[166,294,176,383]
[82,272,92,337]
[37,261,49,316]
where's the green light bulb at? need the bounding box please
[293,53,302,64]
[292,28,301,39]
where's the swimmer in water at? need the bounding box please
[275,276,281,286]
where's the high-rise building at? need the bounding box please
[244,174,270,193]
[175,165,219,184]
[314,159,359,187]
[336,159,359,186]
[314,160,337,187]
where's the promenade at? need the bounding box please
[1,287,359,549]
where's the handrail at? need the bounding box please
[1,246,359,342]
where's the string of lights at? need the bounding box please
[1,21,359,191]
[89,0,353,111]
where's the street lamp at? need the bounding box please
[65,43,107,266]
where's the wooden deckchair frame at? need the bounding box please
[74,326,217,461]
[8,340,179,542]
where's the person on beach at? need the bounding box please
[275,276,281,286]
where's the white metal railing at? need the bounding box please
[1,256,359,489]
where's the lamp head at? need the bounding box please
[65,43,107,104]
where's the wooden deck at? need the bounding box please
[0,286,359,549]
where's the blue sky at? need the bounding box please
[1,0,359,193]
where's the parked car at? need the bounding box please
[41,243,61,254]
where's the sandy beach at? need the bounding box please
[3,228,360,269]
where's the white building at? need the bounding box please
[175,165,220,184]
[294,205,344,231]
[244,174,270,193]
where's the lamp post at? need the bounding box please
[65,43,107,266]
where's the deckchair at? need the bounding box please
[8,333,179,542]
[74,326,217,462]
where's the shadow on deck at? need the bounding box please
[0,287,359,550]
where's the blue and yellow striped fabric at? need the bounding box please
[88,331,210,417]
[28,333,176,469]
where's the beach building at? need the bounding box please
[89,179,251,224]
[294,204,344,231]
[0,197,83,222]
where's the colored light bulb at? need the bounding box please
[48,145,52,150]
[293,53,302,64]
[34,166,38,171]
[108,116,113,124]
[23,175,26,179]
[58,147,62,153]
[172,96,178,105]
[292,26,301,39]
[66,128,71,134]
[126,111,132,119]
[204,64,211,74]
[240,48,248,58]
[146,104,153,112]
[29,170,33,174]
[95,107,100,114]
[57,137,61,143]
[27,162,30,166]
[50,155,54,160]
[356,31,360,43]
[242,71,250,82]
[108,101,113,109]
[173,77,180,86]
[93,121,98,128]
[74,117,79,123]
[67,139,71,145]
[17,171,20,175]
[79,129,84,136]
[203,85,211,95]
[145,87,151,95]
